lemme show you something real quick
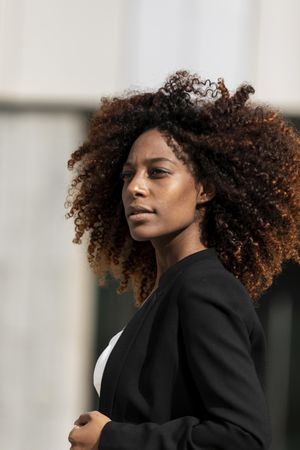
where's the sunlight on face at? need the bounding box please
[121,128,205,243]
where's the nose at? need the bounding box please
[123,171,148,198]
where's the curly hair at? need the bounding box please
[65,69,300,306]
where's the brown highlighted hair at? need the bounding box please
[65,70,300,306]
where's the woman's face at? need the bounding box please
[121,128,205,242]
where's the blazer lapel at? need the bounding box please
[98,291,158,416]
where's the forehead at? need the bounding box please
[126,128,176,161]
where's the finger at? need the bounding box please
[68,425,80,444]
[74,413,90,426]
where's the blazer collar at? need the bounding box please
[98,246,219,415]
[98,288,158,416]
[156,246,219,290]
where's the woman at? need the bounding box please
[66,70,300,450]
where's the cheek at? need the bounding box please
[173,181,197,206]
[159,186,197,219]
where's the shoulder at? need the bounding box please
[175,260,258,335]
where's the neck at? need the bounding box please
[150,223,207,288]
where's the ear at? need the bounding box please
[196,179,216,205]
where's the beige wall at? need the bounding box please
[0,110,95,449]
[255,0,300,114]
[0,0,125,105]
[0,1,299,449]
[0,0,299,113]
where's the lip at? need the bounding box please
[128,212,155,222]
[127,205,154,217]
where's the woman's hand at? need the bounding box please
[68,410,111,450]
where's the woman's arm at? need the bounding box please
[98,271,272,450]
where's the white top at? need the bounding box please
[93,292,157,397]
[93,328,124,397]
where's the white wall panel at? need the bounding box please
[0,110,94,449]
[121,0,259,92]
[255,0,300,113]
[0,0,124,104]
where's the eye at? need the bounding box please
[119,171,132,180]
[119,168,169,181]
[149,168,169,176]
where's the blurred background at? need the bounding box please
[0,0,299,449]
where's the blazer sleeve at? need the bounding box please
[98,271,272,450]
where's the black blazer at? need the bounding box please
[98,247,272,450]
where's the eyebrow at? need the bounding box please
[122,157,177,168]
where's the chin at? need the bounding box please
[129,232,154,242]
[128,226,161,242]
[127,219,178,242]
[129,226,177,242]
